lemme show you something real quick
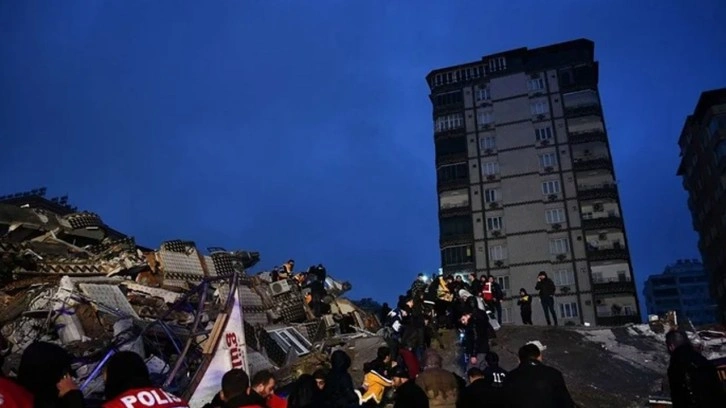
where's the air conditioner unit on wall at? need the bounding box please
[270,280,292,296]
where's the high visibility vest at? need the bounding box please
[103,387,189,408]
[482,282,493,302]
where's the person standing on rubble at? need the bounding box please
[17,341,84,408]
[665,330,725,406]
[487,276,504,324]
[517,288,533,325]
[535,271,558,326]
[272,260,295,281]
[102,351,188,408]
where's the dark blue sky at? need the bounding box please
[1,2,725,307]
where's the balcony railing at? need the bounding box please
[437,178,469,193]
[433,126,466,141]
[577,184,618,200]
[435,151,468,166]
[572,156,613,172]
[592,277,635,294]
[586,245,629,261]
[582,216,623,230]
[433,102,465,117]
[439,206,470,217]
[439,233,473,246]
[595,314,640,326]
[568,130,607,144]
[564,104,602,118]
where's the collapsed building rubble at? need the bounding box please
[0,189,381,407]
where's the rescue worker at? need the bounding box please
[102,351,188,408]
[17,341,84,408]
[517,288,533,325]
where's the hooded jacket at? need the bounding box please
[355,370,393,405]
[17,342,84,408]
[668,344,725,407]
[324,350,358,408]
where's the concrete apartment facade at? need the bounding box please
[643,259,717,327]
[427,39,641,326]
[677,88,726,324]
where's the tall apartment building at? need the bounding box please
[427,39,640,326]
[677,88,726,324]
[643,259,717,327]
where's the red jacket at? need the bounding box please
[102,387,189,408]
[0,377,34,408]
[267,394,287,408]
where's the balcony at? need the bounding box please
[439,233,473,246]
[434,126,466,141]
[586,245,629,261]
[435,151,468,166]
[437,178,469,193]
[564,104,602,118]
[578,184,618,201]
[595,314,640,326]
[433,102,464,117]
[572,156,612,172]
[569,130,607,144]
[592,277,635,294]
[582,216,623,230]
[439,206,470,217]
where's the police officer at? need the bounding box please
[103,351,188,408]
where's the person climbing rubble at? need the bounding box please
[503,343,575,408]
[535,271,558,326]
[409,274,428,300]
[355,362,392,406]
[460,307,491,371]
[272,260,295,281]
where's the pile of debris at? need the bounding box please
[0,188,380,407]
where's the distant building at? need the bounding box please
[426,39,640,326]
[643,259,717,327]
[676,88,726,324]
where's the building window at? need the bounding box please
[437,163,468,183]
[539,153,557,168]
[487,57,507,73]
[486,216,503,231]
[484,188,499,203]
[476,87,491,102]
[439,189,469,209]
[478,111,494,125]
[482,161,499,176]
[541,180,561,195]
[559,302,578,319]
[441,245,473,266]
[530,101,548,115]
[501,307,513,323]
[434,113,464,132]
[553,269,575,286]
[440,215,473,238]
[549,238,569,254]
[545,208,565,224]
[527,77,545,92]
[480,135,496,150]
[535,127,553,141]
[489,245,506,260]
[496,276,510,291]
